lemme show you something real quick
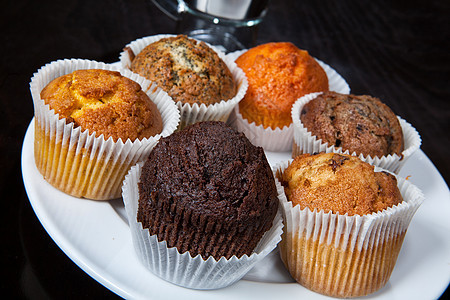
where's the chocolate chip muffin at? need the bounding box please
[129,35,237,105]
[137,121,279,260]
[300,91,403,158]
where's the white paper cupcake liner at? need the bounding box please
[120,34,248,129]
[29,59,180,200]
[226,50,350,152]
[122,162,284,290]
[274,159,424,297]
[291,92,422,173]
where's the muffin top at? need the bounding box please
[130,35,236,105]
[278,152,403,216]
[138,121,279,259]
[300,91,404,158]
[40,69,163,142]
[236,42,329,129]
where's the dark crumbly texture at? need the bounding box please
[130,35,236,105]
[300,91,404,158]
[137,121,278,260]
[40,69,163,142]
[278,152,403,216]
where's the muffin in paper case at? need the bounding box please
[226,50,350,152]
[122,162,284,290]
[274,159,424,298]
[120,34,248,130]
[291,92,422,173]
[29,59,180,200]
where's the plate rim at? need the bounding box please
[21,119,450,300]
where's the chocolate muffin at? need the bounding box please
[137,121,279,260]
[300,91,403,158]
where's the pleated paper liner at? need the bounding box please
[30,59,180,200]
[274,159,424,298]
[122,162,284,290]
[291,92,422,173]
[226,51,351,152]
[120,34,248,130]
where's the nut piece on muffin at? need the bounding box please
[129,35,237,106]
[40,69,163,142]
[137,121,279,260]
[300,91,403,158]
[235,42,329,129]
[279,152,403,216]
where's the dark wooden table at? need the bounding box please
[1,0,448,298]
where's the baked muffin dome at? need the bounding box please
[130,35,237,105]
[279,152,403,216]
[40,69,163,142]
[300,91,404,158]
[137,121,279,260]
[235,42,329,129]
[276,152,421,298]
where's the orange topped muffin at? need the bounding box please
[40,69,163,142]
[236,42,329,129]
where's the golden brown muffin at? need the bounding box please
[277,152,411,298]
[40,69,163,142]
[300,91,404,158]
[236,42,329,129]
[129,35,236,105]
[279,152,403,216]
[32,64,176,201]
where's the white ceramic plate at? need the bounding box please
[22,120,450,300]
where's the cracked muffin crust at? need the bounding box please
[130,35,236,105]
[278,152,403,216]
[300,91,404,158]
[40,69,163,142]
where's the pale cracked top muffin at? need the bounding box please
[276,152,422,298]
[129,35,237,105]
[279,152,403,216]
[40,68,163,142]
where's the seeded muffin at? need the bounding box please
[137,121,279,260]
[300,91,403,158]
[235,42,329,129]
[276,152,424,298]
[40,69,163,142]
[129,35,236,105]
